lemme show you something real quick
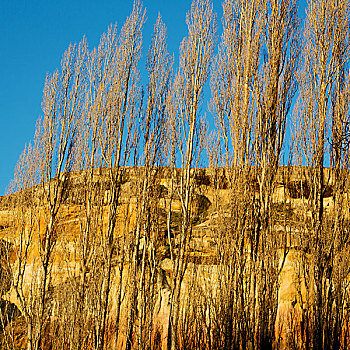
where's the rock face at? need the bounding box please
[0,166,347,349]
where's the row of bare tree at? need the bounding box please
[1,0,350,349]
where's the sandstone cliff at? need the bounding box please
[0,166,348,349]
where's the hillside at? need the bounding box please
[0,166,349,349]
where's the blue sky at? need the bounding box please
[0,0,308,195]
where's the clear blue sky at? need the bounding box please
[0,0,307,195]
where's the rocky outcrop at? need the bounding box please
[0,166,347,349]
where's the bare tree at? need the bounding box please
[293,0,350,348]
[124,13,173,350]
[211,0,264,347]
[211,0,299,348]
[96,2,145,349]
[6,37,87,350]
[166,1,216,349]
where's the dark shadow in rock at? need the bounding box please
[0,299,21,332]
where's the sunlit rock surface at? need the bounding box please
[0,167,345,348]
